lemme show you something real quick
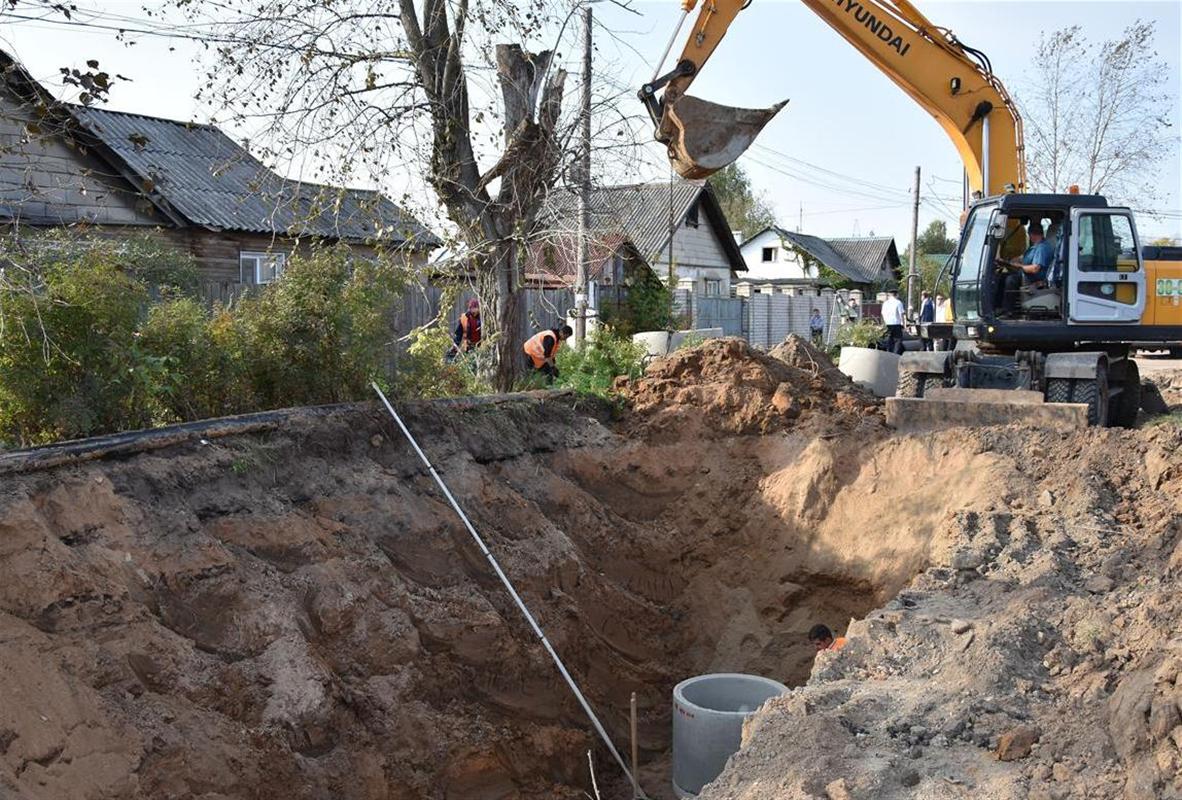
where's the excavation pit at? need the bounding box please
[0,340,1013,799]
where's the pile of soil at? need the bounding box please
[703,421,1182,800]
[620,336,881,439]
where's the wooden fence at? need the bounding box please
[200,278,574,345]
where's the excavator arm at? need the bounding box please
[639,0,1026,196]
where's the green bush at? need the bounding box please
[0,237,413,447]
[0,245,158,445]
[833,319,887,350]
[139,297,250,422]
[231,245,406,407]
[600,269,674,336]
[554,326,647,397]
[395,321,493,399]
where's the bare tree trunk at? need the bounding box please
[492,241,523,391]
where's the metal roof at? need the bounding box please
[764,226,898,285]
[827,236,900,279]
[539,180,745,271]
[69,106,438,247]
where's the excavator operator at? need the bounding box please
[996,220,1055,316]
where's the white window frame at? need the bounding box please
[704,278,722,297]
[761,247,777,263]
[240,250,287,284]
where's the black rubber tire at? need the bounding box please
[1170,346,1182,359]
[896,371,922,398]
[1045,378,1071,404]
[1072,370,1109,427]
[1111,361,1140,428]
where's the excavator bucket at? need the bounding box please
[661,95,788,180]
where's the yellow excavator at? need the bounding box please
[639,0,1182,428]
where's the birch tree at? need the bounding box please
[1017,21,1176,206]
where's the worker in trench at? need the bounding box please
[523,324,572,384]
[447,298,482,360]
[808,623,847,653]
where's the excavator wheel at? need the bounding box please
[1062,372,1107,427]
[896,371,922,398]
[1044,359,1110,427]
[1107,360,1140,428]
[1044,378,1071,404]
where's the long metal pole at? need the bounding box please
[630,692,640,799]
[908,165,921,314]
[575,4,593,347]
[370,383,643,795]
[982,114,991,198]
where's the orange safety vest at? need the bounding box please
[459,313,480,350]
[830,636,847,651]
[523,330,560,368]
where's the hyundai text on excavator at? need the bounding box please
[639,0,1182,428]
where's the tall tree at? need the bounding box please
[1016,21,1176,205]
[168,0,603,391]
[916,220,957,256]
[902,220,958,295]
[707,162,776,241]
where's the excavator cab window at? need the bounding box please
[952,206,997,321]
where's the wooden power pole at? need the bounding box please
[575,4,593,347]
[907,165,921,314]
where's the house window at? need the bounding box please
[705,278,722,296]
[685,201,700,228]
[241,250,287,284]
[761,247,777,262]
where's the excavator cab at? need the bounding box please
[891,194,1149,429]
[949,195,1145,333]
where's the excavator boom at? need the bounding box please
[640,0,1026,196]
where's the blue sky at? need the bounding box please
[1,0,1179,244]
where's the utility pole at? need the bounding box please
[798,202,803,232]
[574,3,593,347]
[907,165,921,314]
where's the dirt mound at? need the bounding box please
[620,336,881,439]
[703,423,1182,800]
[1142,365,1182,407]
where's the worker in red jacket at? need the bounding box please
[523,325,572,383]
[449,299,482,360]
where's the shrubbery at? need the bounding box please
[0,234,409,446]
[832,319,887,351]
[396,319,494,399]
[553,326,648,397]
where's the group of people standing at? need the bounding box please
[449,298,572,382]
[879,288,955,354]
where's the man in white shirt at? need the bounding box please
[880,289,905,354]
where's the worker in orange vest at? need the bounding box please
[449,299,482,359]
[808,623,847,653]
[522,325,572,383]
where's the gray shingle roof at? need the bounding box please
[759,225,897,285]
[69,106,438,247]
[541,181,700,263]
[827,236,900,277]
[539,180,744,271]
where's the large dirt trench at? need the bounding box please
[0,397,1012,799]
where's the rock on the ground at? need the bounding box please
[996,726,1040,761]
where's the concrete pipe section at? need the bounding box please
[672,673,789,797]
